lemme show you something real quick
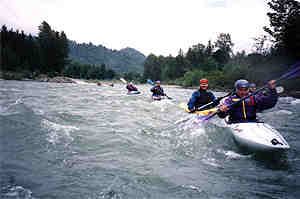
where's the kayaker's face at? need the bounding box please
[200,83,208,90]
[237,88,249,98]
[250,87,256,92]
[156,83,160,87]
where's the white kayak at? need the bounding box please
[226,122,290,153]
[127,91,140,95]
[152,95,165,101]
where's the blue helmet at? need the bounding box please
[234,79,249,90]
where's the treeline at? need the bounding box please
[142,0,300,91]
[1,21,117,80]
[63,62,115,79]
[1,21,69,76]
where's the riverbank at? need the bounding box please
[1,71,299,99]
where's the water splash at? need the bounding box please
[41,119,78,145]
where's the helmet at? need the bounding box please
[234,79,249,90]
[155,80,160,84]
[249,83,256,88]
[200,78,208,84]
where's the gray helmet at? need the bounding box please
[234,79,249,90]
[249,83,256,88]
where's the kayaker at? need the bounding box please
[249,83,256,93]
[126,82,138,92]
[187,78,217,112]
[217,79,278,123]
[150,80,166,98]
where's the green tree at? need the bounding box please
[213,33,234,67]
[263,0,300,58]
[143,54,162,81]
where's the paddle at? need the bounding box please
[147,79,173,99]
[120,78,127,84]
[203,62,300,121]
[190,91,233,113]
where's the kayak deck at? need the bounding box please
[127,91,140,95]
[226,122,290,153]
[179,102,218,115]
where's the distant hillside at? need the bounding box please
[68,41,146,74]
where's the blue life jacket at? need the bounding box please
[151,86,164,96]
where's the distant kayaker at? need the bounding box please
[126,82,138,92]
[249,83,256,93]
[150,81,166,98]
[217,79,278,123]
[187,78,217,112]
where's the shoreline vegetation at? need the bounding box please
[1,71,299,99]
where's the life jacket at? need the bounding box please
[228,95,257,122]
[151,86,164,96]
[127,85,137,91]
[195,89,215,109]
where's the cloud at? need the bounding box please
[0,0,270,56]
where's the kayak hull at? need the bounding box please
[226,122,290,153]
[127,91,140,95]
[152,96,165,101]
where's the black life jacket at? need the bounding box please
[195,89,215,108]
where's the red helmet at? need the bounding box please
[200,78,208,84]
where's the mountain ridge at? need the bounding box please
[68,40,146,74]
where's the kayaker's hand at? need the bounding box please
[268,80,276,89]
[219,104,228,112]
[188,108,195,113]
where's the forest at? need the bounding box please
[1,0,300,94]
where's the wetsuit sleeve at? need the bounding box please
[209,93,219,106]
[187,91,200,111]
[150,86,155,92]
[255,88,278,111]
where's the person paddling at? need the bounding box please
[217,79,278,123]
[187,78,217,112]
[249,83,257,93]
[126,82,138,92]
[150,81,166,99]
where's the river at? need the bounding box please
[1,80,300,199]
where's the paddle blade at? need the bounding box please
[120,78,127,84]
[204,110,219,121]
[147,79,154,86]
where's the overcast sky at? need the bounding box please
[0,0,271,56]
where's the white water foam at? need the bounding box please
[71,78,89,84]
[275,110,293,115]
[2,185,35,199]
[291,99,300,105]
[223,150,252,159]
[41,119,78,145]
[151,99,174,112]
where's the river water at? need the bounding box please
[1,80,300,199]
